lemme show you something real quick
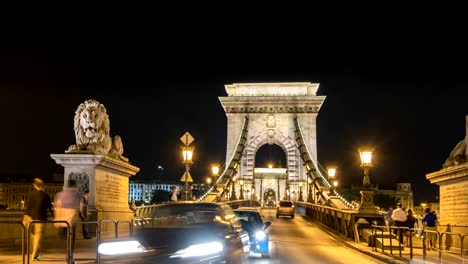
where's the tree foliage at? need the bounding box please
[373,193,397,210]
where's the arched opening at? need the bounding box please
[263,188,276,207]
[255,144,286,168]
[254,144,288,205]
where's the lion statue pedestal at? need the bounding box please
[426,114,468,252]
[51,99,139,234]
[50,154,139,233]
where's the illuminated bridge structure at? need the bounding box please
[197,83,350,209]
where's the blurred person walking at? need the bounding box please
[24,178,54,261]
[54,179,81,252]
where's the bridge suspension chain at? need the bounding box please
[197,117,249,202]
[294,118,352,208]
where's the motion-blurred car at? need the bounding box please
[276,200,295,218]
[233,208,271,257]
[265,200,276,207]
[98,202,250,263]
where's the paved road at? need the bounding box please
[0,208,388,263]
[238,208,385,264]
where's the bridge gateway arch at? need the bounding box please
[198,82,350,208]
[219,83,324,204]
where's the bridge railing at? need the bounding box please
[295,201,383,242]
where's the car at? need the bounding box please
[233,208,272,257]
[276,200,295,218]
[98,202,250,263]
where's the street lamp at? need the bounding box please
[230,176,237,201]
[156,165,164,182]
[239,179,244,199]
[358,148,377,213]
[212,165,219,177]
[359,150,373,188]
[327,167,336,181]
[307,177,313,203]
[298,181,304,202]
[333,180,338,188]
[182,147,194,200]
[206,177,212,186]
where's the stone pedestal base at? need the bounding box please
[359,189,378,214]
[427,163,468,251]
[51,154,140,233]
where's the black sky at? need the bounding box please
[1,32,467,203]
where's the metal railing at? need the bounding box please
[0,218,139,264]
[369,224,468,262]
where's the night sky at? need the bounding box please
[1,37,467,204]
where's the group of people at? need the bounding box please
[386,203,438,249]
[23,178,91,261]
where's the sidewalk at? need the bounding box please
[317,222,467,264]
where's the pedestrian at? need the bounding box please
[24,178,54,262]
[54,179,81,252]
[385,206,394,226]
[80,190,91,239]
[422,207,438,250]
[169,186,178,202]
[130,198,137,217]
[404,209,416,246]
[391,203,407,245]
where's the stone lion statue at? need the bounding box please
[67,99,129,162]
[443,115,468,168]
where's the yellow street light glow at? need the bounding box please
[327,167,336,178]
[212,165,219,176]
[359,151,373,166]
[182,148,193,162]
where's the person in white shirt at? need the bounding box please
[170,186,178,202]
[391,203,408,244]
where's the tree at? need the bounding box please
[373,193,397,210]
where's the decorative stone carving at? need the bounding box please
[66,99,129,162]
[267,115,276,128]
[109,135,129,162]
[68,172,90,195]
[443,115,468,168]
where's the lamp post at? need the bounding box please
[307,177,313,203]
[212,165,219,177]
[298,181,304,202]
[230,176,237,201]
[333,180,338,188]
[206,177,212,187]
[358,148,377,213]
[239,179,244,199]
[327,167,336,183]
[182,147,193,200]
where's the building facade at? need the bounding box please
[129,181,182,204]
[0,181,63,209]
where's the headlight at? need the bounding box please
[255,230,267,240]
[170,241,223,258]
[98,240,146,255]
